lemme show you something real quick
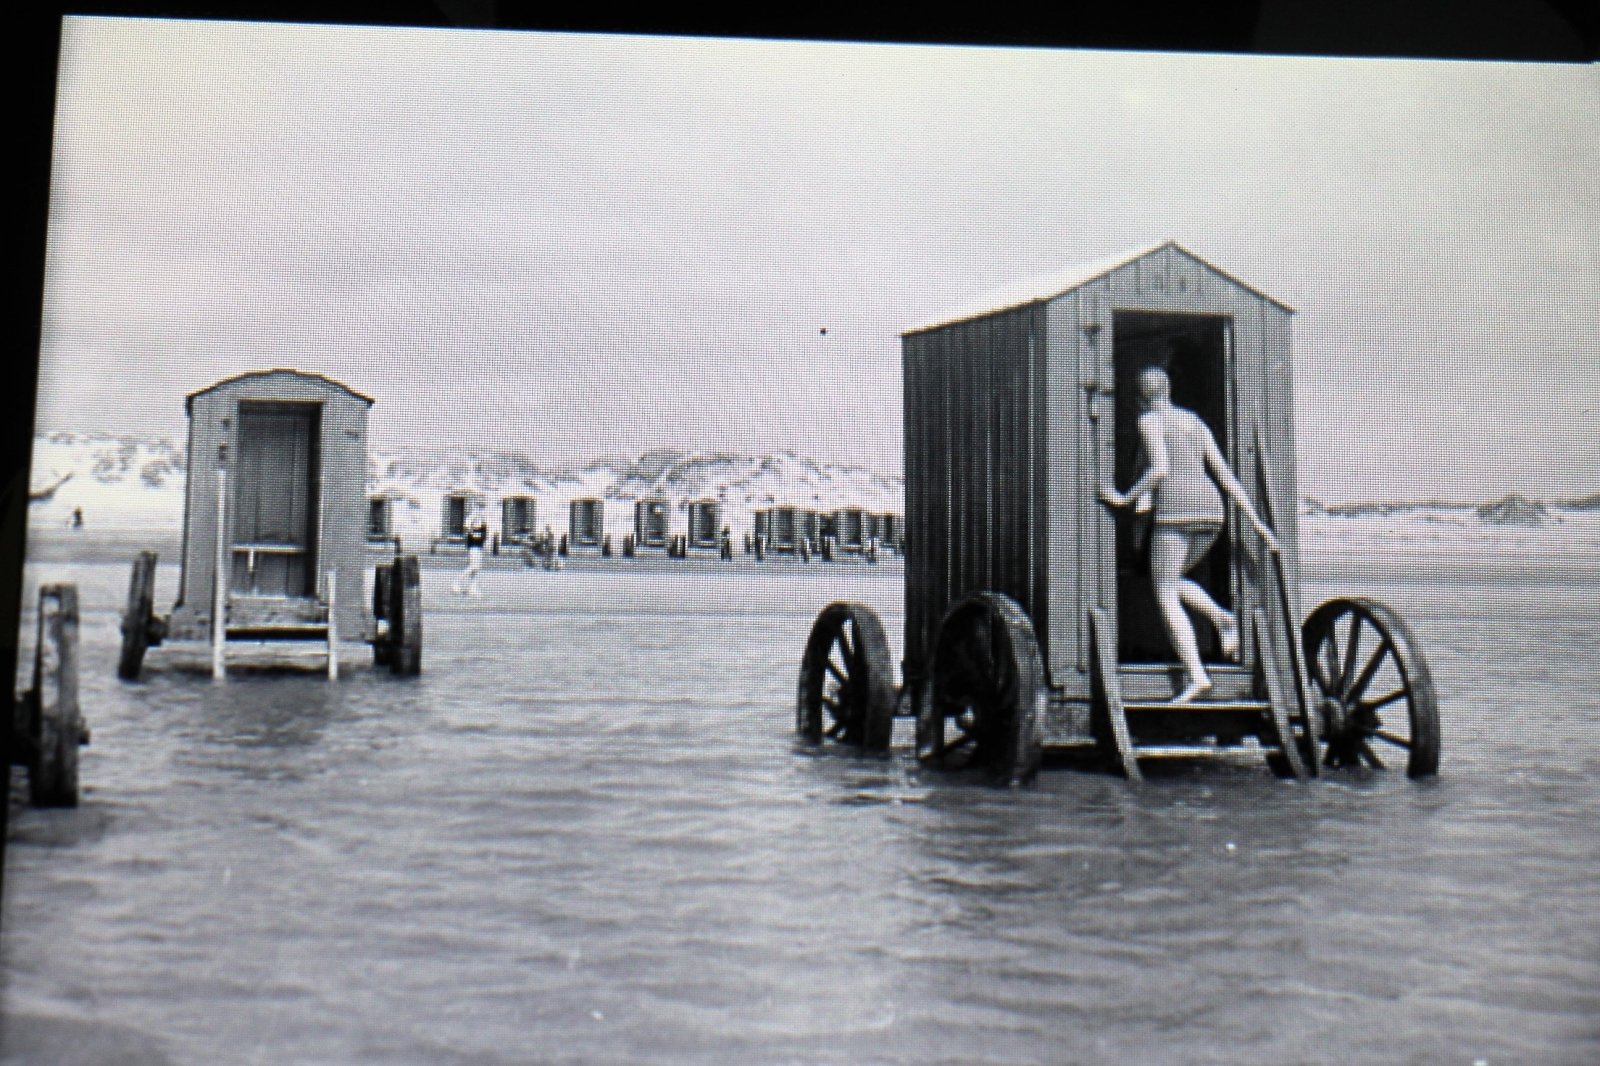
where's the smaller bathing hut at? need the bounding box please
[569,497,604,553]
[367,495,396,547]
[634,498,671,551]
[686,499,723,553]
[500,495,537,550]
[756,506,817,555]
[168,369,373,643]
[433,490,487,552]
[832,507,869,553]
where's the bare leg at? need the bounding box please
[1177,579,1238,659]
[1151,529,1211,701]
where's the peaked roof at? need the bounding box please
[185,368,375,412]
[905,240,1294,334]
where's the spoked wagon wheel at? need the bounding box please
[1302,597,1440,777]
[30,585,84,807]
[389,554,423,676]
[371,562,395,668]
[796,602,895,752]
[117,551,161,680]
[918,592,1044,786]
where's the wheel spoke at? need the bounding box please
[1368,728,1412,750]
[1308,640,1335,695]
[838,624,855,665]
[1319,638,1343,696]
[825,658,848,686]
[1357,739,1385,769]
[1361,688,1408,712]
[1338,613,1364,695]
[1343,640,1394,702]
[825,720,846,740]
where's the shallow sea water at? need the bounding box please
[4,548,1599,1065]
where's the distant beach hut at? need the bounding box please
[433,490,487,552]
[686,499,722,552]
[500,495,537,550]
[367,495,395,546]
[757,506,815,555]
[878,512,904,551]
[832,507,868,553]
[634,497,671,551]
[569,497,604,553]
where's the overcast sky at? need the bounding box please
[36,17,1599,501]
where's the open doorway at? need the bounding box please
[231,401,322,598]
[1111,311,1234,663]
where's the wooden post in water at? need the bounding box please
[326,569,338,680]
[212,453,228,680]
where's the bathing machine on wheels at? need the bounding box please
[116,369,423,680]
[797,242,1440,784]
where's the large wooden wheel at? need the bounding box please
[917,592,1044,786]
[371,562,396,668]
[29,585,84,807]
[1303,597,1440,777]
[389,554,423,676]
[796,602,895,752]
[117,551,161,680]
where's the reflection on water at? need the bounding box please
[5,557,1600,1065]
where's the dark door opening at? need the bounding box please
[232,401,321,597]
[1111,311,1234,663]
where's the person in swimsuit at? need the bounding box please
[1100,366,1280,703]
[455,504,489,597]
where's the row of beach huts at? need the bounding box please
[368,492,904,561]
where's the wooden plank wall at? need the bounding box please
[903,306,1038,680]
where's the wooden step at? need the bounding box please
[1133,742,1283,759]
[1124,699,1271,714]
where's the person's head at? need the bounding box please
[1137,365,1172,409]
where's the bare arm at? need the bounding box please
[1100,413,1167,509]
[1201,430,1280,549]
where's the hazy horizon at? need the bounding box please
[36,18,1600,503]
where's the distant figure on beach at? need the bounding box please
[1100,366,1280,703]
[455,507,489,597]
[71,507,84,530]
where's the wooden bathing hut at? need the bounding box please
[115,369,424,681]
[433,490,487,552]
[367,495,397,547]
[170,370,373,643]
[686,499,723,553]
[634,497,671,551]
[756,506,816,555]
[832,507,869,553]
[500,495,537,551]
[797,242,1440,784]
[569,497,604,553]
[878,512,904,551]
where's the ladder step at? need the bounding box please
[1133,742,1282,759]
[1120,663,1251,677]
[1124,700,1271,714]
